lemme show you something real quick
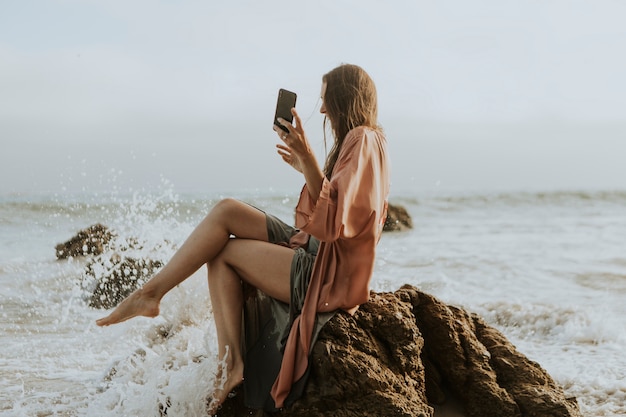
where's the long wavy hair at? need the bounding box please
[322,64,381,177]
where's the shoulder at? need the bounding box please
[344,126,386,149]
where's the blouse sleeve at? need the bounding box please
[295,127,384,242]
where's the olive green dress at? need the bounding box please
[240,213,335,411]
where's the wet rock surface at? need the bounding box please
[217,286,581,417]
[84,254,163,309]
[384,203,413,231]
[55,223,115,259]
[57,224,164,309]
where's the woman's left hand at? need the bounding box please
[274,108,313,174]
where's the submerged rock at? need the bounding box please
[217,285,581,417]
[384,203,413,231]
[55,223,115,259]
[57,224,164,309]
[84,254,163,309]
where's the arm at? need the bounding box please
[296,127,387,242]
[299,150,324,202]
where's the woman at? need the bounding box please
[96,63,390,413]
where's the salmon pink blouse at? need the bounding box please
[271,126,390,407]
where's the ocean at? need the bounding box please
[1,187,625,416]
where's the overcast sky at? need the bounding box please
[1,0,625,196]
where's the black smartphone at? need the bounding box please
[274,88,297,133]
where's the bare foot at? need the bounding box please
[96,288,160,326]
[207,362,244,416]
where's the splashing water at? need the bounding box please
[1,185,626,416]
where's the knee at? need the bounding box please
[215,197,241,211]
[209,198,241,219]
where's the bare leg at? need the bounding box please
[206,253,245,414]
[96,199,270,326]
[95,198,295,413]
[206,238,294,414]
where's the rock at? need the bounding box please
[83,254,163,309]
[55,223,115,259]
[216,285,581,417]
[404,286,581,417]
[279,291,431,417]
[56,224,165,309]
[384,203,413,232]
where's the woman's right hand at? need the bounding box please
[274,108,324,200]
[274,108,311,173]
[275,135,304,173]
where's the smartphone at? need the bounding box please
[274,88,297,133]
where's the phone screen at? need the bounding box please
[274,89,297,133]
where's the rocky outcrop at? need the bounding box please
[84,254,163,309]
[406,286,580,417]
[57,224,164,309]
[384,203,413,231]
[55,223,115,259]
[217,285,581,417]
